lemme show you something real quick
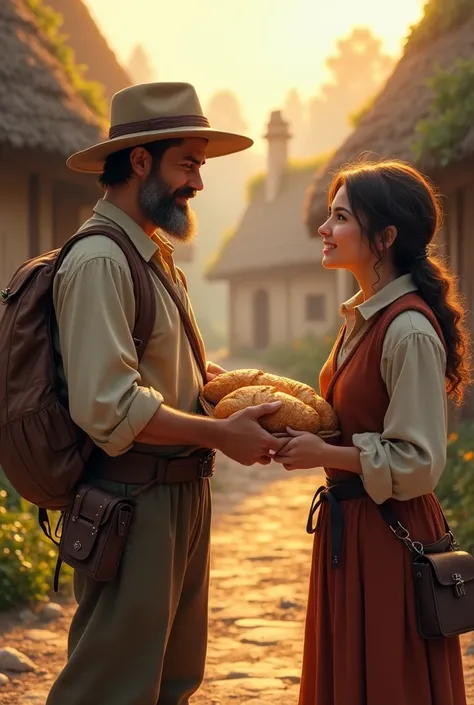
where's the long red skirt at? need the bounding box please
[298,489,467,705]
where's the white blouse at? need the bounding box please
[337,274,447,505]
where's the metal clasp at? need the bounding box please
[390,522,424,555]
[0,287,11,303]
[453,573,466,598]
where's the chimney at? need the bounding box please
[264,110,291,203]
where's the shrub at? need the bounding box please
[0,491,70,611]
[413,57,474,167]
[235,333,336,390]
[0,468,20,509]
[436,422,474,553]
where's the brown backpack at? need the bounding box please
[0,224,157,510]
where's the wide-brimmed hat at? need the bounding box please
[67,82,254,173]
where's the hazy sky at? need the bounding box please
[83,0,426,149]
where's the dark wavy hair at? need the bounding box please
[328,158,471,404]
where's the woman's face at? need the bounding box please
[318,184,376,274]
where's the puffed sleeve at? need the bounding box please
[352,313,447,504]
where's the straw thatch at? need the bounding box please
[46,0,131,101]
[306,12,474,233]
[0,0,104,159]
[206,162,325,281]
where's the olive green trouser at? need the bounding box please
[46,477,211,705]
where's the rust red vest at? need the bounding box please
[320,293,445,479]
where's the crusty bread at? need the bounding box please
[311,396,339,432]
[213,385,321,434]
[203,369,262,404]
[203,368,338,431]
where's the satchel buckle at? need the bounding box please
[390,522,424,555]
[453,573,466,598]
[199,450,216,479]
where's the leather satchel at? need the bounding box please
[380,500,474,639]
[413,548,474,639]
[55,485,134,590]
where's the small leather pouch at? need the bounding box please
[57,484,133,585]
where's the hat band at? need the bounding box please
[109,114,210,140]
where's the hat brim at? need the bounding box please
[66,127,254,173]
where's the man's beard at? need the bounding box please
[139,169,197,241]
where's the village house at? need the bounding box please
[0,0,190,293]
[304,7,474,415]
[206,110,337,353]
[0,0,107,290]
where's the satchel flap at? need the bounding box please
[72,485,128,526]
[418,551,474,585]
[62,486,132,562]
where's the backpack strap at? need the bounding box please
[56,224,156,362]
[57,224,207,384]
[148,260,208,386]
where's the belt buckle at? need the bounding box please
[199,450,216,479]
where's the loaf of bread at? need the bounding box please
[203,368,338,432]
[213,385,321,434]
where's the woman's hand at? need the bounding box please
[272,428,330,471]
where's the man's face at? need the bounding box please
[138,138,207,241]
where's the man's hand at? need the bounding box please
[217,402,289,466]
[206,360,227,382]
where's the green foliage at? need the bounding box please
[407,0,474,49]
[26,0,107,121]
[235,333,336,390]
[0,468,20,509]
[413,57,474,166]
[0,490,70,611]
[436,423,474,554]
[261,334,335,389]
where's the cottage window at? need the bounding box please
[306,294,326,322]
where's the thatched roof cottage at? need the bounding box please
[0,0,107,288]
[45,0,131,101]
[206,111,337,353]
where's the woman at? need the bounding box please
[274,160,470,705]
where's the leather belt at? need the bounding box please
[306,476,411,569]
[306,476,368,568]
[90,448,216,486]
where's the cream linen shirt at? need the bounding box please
[53,199,204,458]
[337,274,448,504]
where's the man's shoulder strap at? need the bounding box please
[58,224,155,362]
[148,260,207,386]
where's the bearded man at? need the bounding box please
[46,82,286,705]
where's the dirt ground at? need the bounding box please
[1,454,473,704]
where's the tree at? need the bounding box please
[205,90,248,134]
[286,27,396,157]
[323,27,394,108]
[126,44,157,84]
